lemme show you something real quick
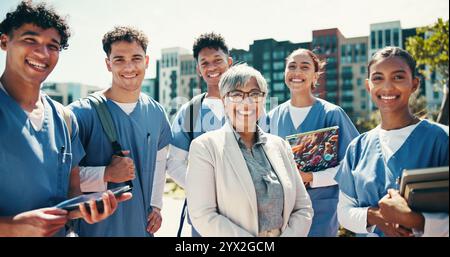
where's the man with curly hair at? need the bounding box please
[69,26,172,236]
[0,1,130,237]
[167,32,233,236]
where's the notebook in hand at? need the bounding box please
[286,126,339,173]
[399,166,449,213]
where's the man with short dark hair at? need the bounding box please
[0,1,128,237]
[167,32,233,236]
[69,26,172,236]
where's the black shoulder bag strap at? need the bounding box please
[86,93,133,189]
[177,92,206,237]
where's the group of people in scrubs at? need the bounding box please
[0,1,448,237]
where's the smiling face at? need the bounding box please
[366,56,419,115]
[106,40,149,93]
[197,47,232,87]
[0,23,61,86]
[285,51,319,95]
[223,77,264,133]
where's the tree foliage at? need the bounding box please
[406,19,449,125]
[406,18,449,84]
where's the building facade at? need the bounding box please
[340,36,369,119]
[159,47,201,116]
[42,82,102,105]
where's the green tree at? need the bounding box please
[406,18,449,125]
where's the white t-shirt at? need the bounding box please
[378,122,420,161]
[203,97,225,121]
[111,100,138,115]
[288,101,312,130]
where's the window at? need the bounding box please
[342,66,352,73]
[263,52,271,61]
[342,90,354,96]
[371,31,376,49]
[273,72,284,81]
[343,79,353,86]
[273,82,285,91]
[357,78,362,87]
[263,62,271,71]
[359,43,367,62]
[385,29,391,46]
[360,66,365,75]
[393,29,400,46]
[263,72,271,84]
[273,61,284,70]
[327,92,337,97]
[342,102,353,108]
[378,30,383,48]
[272,50,284,59]
[360,89,366,97]
[330,36,337,53]
[327,80,337,86]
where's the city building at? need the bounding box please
[230,20,443,121]
[141,60,160,101]
[42,82,102,105]
[159,47,201,116]
[231,39,310,109]
[340,36,369,119]
[312,28,345,106]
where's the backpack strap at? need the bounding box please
[54,101,72,137]
[183,93,207,142]
[177,93,206,237]
[86,93,133,188]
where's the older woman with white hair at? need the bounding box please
[185,64,313,237]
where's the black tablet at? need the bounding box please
[55,185,132,213]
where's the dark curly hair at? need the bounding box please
[0,1,71,50]
[102,26,148,56]
[193,32,229,60]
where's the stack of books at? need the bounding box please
[399,166,449,212]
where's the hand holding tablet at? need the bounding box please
[55,185,132,217]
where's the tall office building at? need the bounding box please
[312,28,345,106]
[231,39,309,109]
[340,36,369,119]
[159,47,201,116]
[210,20,442,120]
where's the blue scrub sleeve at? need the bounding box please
[69,111,86,167]
[334,139,358,199]
[158,110,173,150]
[331,108,360,161]
[170,106,191,151]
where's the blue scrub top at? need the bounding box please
[265,98,360,236]
[69,93,172,237]
[171,98,225,151]
[0,90,85,236]
[335,120,449,236]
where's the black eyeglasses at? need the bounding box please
[226,91,266,103]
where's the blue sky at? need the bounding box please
[1,0,449,88]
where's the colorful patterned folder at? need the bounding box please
[286,126,339,172]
